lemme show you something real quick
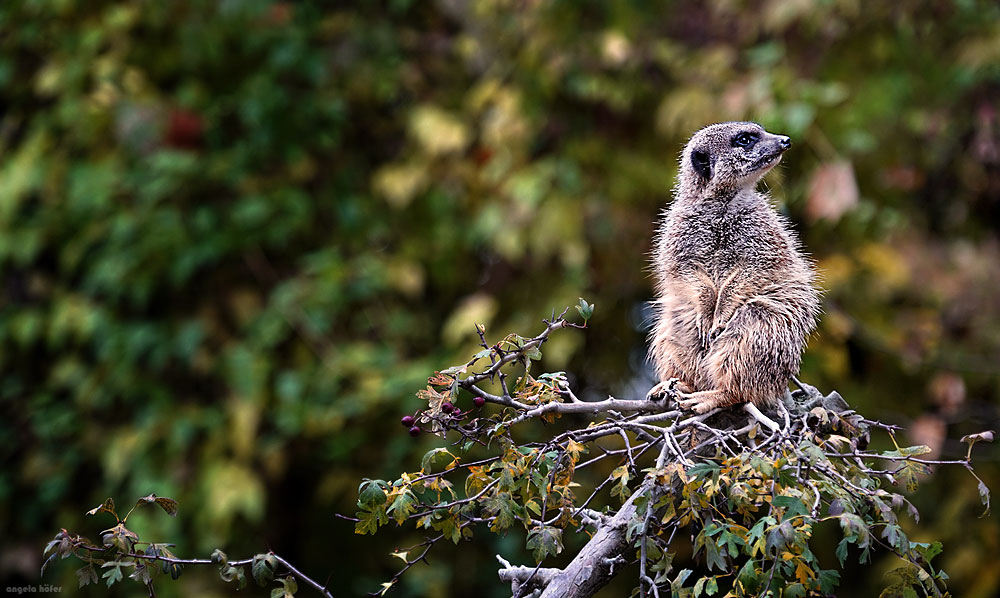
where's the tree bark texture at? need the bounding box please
[537,478,658,598]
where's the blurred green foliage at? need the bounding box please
[1,0,998,596]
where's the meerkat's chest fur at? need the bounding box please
[662,189,791,281]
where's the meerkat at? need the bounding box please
[647,121,820,414]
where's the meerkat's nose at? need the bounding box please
[778,136,792,150]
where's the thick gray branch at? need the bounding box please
[536,478,657,598]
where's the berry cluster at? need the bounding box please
[399,396,487,437]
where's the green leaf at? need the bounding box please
[765,520,794,555]
[703,521,724,536]
[271,576,298,598]
[838,513,870,549]
[702,536,726,572]
[671,569,693,591]
[882,524,909,554]
[221,564,249,589]
[773,495,809,522]
[421,448,455,473]
[430,512,464,544]
[692,575,719,597]
[576,298,594,322]
[818,568,841,593]
[357,479,388,509]
[687,461,721,480]
[797,440,827,464]
[737,559,760,593]
[526,525,564,562]
[481,491,517,531]
[355,507,387,535]
[896,461,930,493]
[836,538,850,566]
[746,516,774,557]
[531,470,548,497]
[387,489,418,525]
[718,530,746,558]
[252,554,278,586]
[76,565,98,588]
[101,563,123,587]
[912,541,943,561]
[650,548,674,583]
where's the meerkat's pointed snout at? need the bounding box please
[777,136,791,150]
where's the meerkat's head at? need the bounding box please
[679,121,791,197]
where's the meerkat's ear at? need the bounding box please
[691,149,711,180]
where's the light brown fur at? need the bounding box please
[648,122,820,414]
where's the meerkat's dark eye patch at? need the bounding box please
[691,149,711,179]
[732,132,759,149]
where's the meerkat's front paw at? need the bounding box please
[645,378,680,402]
[677,395,714,414]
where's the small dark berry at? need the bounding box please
[408,426,421,437]
[441,402,454,414]
[401,415,415,427]
[473,397,486,408]
[451,408,462,418]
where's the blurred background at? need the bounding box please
[2,0,999,596]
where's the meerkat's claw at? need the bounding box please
[645,378,680,402]
[677,396,712,414]
[675,389,729,414]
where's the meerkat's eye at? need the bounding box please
[732,132,759,149]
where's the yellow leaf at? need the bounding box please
[565,439,586,462]
[372,162,427,208]
[391,551,408,562]
[660,500,676,524]
[0,131,48,221]
[409,105,469,155]
[794,560,814,584]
